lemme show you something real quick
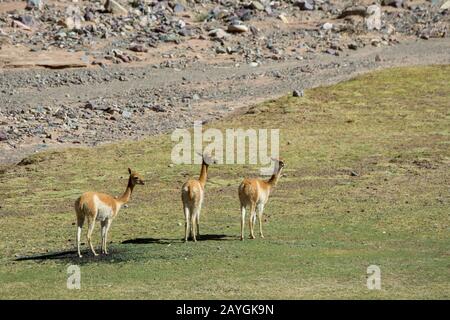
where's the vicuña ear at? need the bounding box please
[270,157,278,162]
[128,168,132,174]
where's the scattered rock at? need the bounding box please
[11,20,32,31]
[129,44,148,53]
[322,22,333,30]
[295,0,315,11]
[348,42,358,50]
[293,89,304,97]
[173,3,185,14]
[251,1,265,11]
[0,130,8,141]
[441,1,450,10]
[208,28,229,39]
[339,5,367,19]
[227,24,249,33]
[104,0,128,16]
[278,14,289,24]
[365,5,382,31]
[382,0,403,8]
[26,0,43,11]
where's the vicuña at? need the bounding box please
[181,153,217,242]
[74,168,145,257]
[238,158,285,240]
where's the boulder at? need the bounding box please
[365,5,381,31]
[441,1,450,10]
[104,0,128,16]
[26,0,43,11]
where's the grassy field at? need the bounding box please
[0,66,449,299]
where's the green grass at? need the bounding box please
[0,66,449,299]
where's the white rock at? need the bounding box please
[441,1,450,10]
[278,14,289,24]
[322,22,333,30]
[104,0,128,16]
[365,5,381,31]
[11,20,31,31]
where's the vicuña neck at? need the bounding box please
[118,177,134,204]
[198,162,209,188]
[267,169,282,188]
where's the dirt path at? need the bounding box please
[1,38,449,165]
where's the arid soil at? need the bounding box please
[0,0,449,164]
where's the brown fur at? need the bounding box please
[74,168,144,257]
[238,159,285,240]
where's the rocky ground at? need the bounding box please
[0,0,449,164]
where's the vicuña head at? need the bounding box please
[74,168,145,257]
[238,157,285,240]
[181,152,218,242]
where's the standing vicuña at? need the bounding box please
[238,159,285,240]
[74,168,145,257]
[181,153,217,242]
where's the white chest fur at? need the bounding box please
[94,195,114,221]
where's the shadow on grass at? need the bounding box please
[13,234,236,263]
[13,248,131,264]
[122,234,234,244]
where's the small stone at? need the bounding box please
[129,44,147,52]
[251,1,265,11]
[121,110,132,118]
[104,0,128,16]
[208,28,229,39]
[322,22,333,30]
[375,54,382,62]
[348,43,358,50]
[295,0,315,11]
[382,0,403,8]
[150,105,166,112]
[293,89,304,97]
[227,24,248,33]
[338,5,367,19]
[173,3,185,14]
[12,20,32,31]
[278,14,289,24]
[26,0,43,11]
[0,130,8,141]
[84,11,95,22]
[215,47,227,54]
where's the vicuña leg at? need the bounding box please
[249,203,256,239]
[87,219,98,256]
[257,203,265,238]
[240,205,246,241]
[103,219,112,255]
[191,209,199,242]
[100,220,107,254]
[196,210,201,239]
[76,216,84,258]
[184,205,190,242]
